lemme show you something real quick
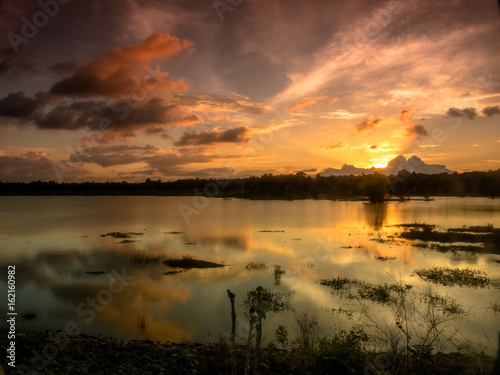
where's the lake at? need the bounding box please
[0,196,499,353]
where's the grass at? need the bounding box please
[398,225,500,245]
[392,223,437,231]
[320,277,412,304]
[164,270,187,276]
[246,262,267,270]
[320,276,359,290]
[130,250,161,267]
[163,255,224,269]
[85,271,108,275]
[273,265,286,285]
[413,267,493,288]
[101,232,144,239]
[487,302,500,314]
[20,311,37,321]
[2,330,495,375]
[376,255,397,261]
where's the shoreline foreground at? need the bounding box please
[1,330,497,375]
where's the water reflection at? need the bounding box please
[0,196,499,349]
[363,202,387,230]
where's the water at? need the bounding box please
[0,196,499,352]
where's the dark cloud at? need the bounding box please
[0,91,55,119]
[66,145,241,178]
[481,105,500,117]
[32,97,202,137]
[0,151,88,182]
[47,61,79,75]
[174,126,249,146]
[145,148,217,174]
[369,144,377,150]
[406,124,428,137]
[354,117,383,133]
[0,47,35,76]
[50,33,193,98]
[68,144,160,167]
[399,107,428,138]
[445,107,478,120]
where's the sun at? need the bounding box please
[369,158,390,169]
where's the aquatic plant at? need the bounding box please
[101,232,144,238]
[273,265,286,285]
[413,267,492,288]
[245,262,267,270]
[164,256,224,269]
[130,250,161,268]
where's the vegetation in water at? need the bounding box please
[413,267,495,288]
[164,255,224,269]
[101,232,144,239]
[130,250,161,268]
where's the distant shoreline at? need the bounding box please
[0,170,498,201]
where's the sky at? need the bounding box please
[0,0,499,182]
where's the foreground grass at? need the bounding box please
[0,330,496,375]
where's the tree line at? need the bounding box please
[0,170,499,202]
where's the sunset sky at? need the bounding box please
[0,0,499,182]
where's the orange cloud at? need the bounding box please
[325,142,347,150]
[354,117,384,133]
[50,33,194,98]
[287,95,327,113]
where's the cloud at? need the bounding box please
[50,33,194,98]
[445,107,478,120]
[0,47,35,76]
[171,93,269,115]
[481,105,500,117]
[0,91,55,119]
[406,124,428,137]
[325,142,347,150]
[399,107,428,138]
[287,96,327,113]
[67,144,241,177]
[0,151,88,182]
[68,144,161,168]
[354,117,383,133]
[321,110,365,120]
[145,148,221,174]
[32,97,202,138]
[399,107,414,123]
[47,61,79,76]
[174,126,249,146]
[369,145,377,150]
[252,118,299,134]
